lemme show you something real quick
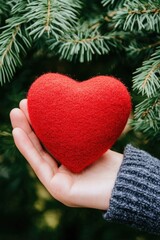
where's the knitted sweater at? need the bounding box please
[103,145,160,235]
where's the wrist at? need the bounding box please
[100,150,123,210]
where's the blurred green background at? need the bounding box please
[0,51,160,240]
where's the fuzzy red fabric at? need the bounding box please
[27,73,131,173]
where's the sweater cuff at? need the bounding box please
[103,145,160,235]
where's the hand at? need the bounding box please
[10,99,123,210]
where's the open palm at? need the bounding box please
[10,99,123,210]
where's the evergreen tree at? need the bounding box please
[0,1,160,239]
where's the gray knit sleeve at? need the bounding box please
[103,145,160,235]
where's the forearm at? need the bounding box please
[103,145,160,235]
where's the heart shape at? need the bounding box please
[27,73,131,173]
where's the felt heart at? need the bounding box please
[27,73,131,173]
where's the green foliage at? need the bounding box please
[101,0,126,8]
[133,46,160,98]
[48,25,119,62]
[131,46,160,139]
[133,96,160,139]
[0,0,31,85]
[101,0,115,6]
[0,26,31,85]
[113,0,160,32]
[25,0,81,40]
[126,36,160,59]
[0,0,82,84]
[0,1,10,23]
[0,1,160,239]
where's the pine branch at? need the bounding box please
[101,0,115,6]
[48,25,120,62]
[0,1,10,24]
[132,45,160,138]
[0,25,31,85]
[113,0,160,32]
[0,123,14,153]
[125,34,160,65]
[101,0,126,9]
[0,131,12,137]
[132,95,160,138]
[127,39,160,57]
[133,46,160,97]
[4,0,28,23]
[0,0,32,84]
[25,0,82,40]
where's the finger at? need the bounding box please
[19,99,31,124]
[10,108,43,153]
[10,108,58,171]
[12,127,57,190]
[19,99,60,170]
[10,108,31,133]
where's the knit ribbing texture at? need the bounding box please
[103,145,160,235]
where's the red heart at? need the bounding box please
[27,73,131,173]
